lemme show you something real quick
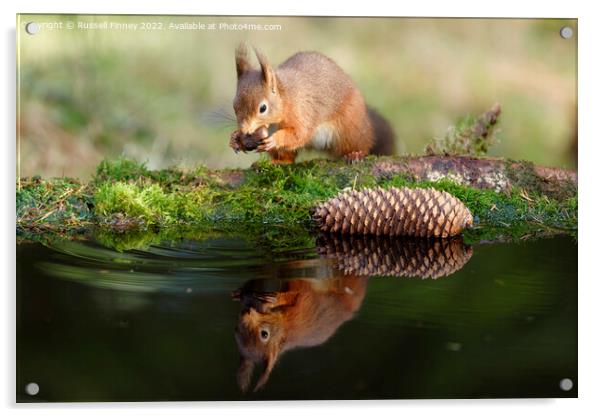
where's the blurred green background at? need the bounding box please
[17,15,577,179]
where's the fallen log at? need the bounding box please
[16,156,577,250]
[372,155,576,198]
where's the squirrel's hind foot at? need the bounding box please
[344,151,367,164]
[269,149,297,165]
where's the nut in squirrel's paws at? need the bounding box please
[230,126,269,153]
[229,130,244,153]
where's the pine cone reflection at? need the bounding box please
[317,234,473,279]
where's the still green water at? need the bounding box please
[17,234,577,401]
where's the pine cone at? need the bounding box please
[317,234,473,279]
[314,187,473,238]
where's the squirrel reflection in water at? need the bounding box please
[232,274,367,392]
[232,235,473,392]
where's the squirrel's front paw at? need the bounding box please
[251,292,278,309]
[257,135,278,152]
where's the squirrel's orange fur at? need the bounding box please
[231,44,395,164]
[232,275,367,392]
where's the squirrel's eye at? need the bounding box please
[259,103,268,114]
[260,329,270,341]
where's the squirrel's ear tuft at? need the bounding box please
[254,47,277,93]
[235,42,251,79]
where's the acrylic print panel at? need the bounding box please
[16,14,577,402]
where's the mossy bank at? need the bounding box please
[16,156,577,251]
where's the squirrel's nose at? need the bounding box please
[240,121,251,135]
[241,120,259,135]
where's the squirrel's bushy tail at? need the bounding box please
[367,107,396,156]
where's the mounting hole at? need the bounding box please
[559,378,573,391]
[25,382,39,396]
[560,26,573,39]
[25,22,39,35]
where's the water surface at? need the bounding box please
[17,234,577,401]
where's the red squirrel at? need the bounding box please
[229,44,395,164]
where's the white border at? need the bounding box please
[3,0,599,416]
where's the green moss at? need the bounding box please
[206,158,378,228]
[17,177,93,236]
[96,182,173,225]
[86,157,385,249]
[95,181,216,227]
[94,158,151,183]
